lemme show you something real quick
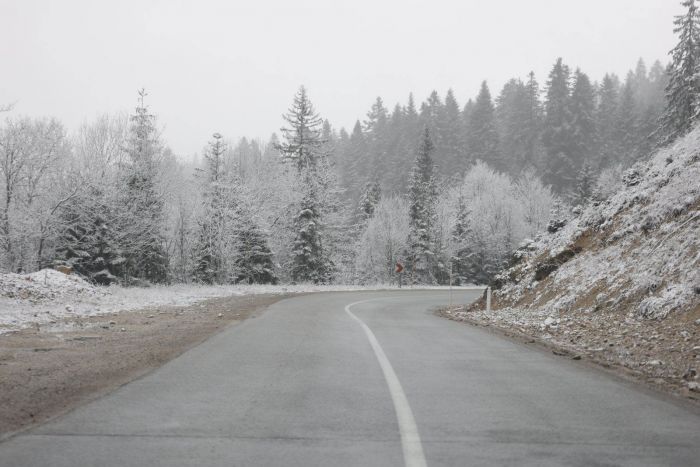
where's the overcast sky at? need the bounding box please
[0,0,680,156]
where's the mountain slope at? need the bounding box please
[447,126,700,399]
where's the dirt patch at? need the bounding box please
[0,293,291,438]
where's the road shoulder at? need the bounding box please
[0,293,289,439]
[437,306,700,410]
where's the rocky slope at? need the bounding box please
[447,126,700,400]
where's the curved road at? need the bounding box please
[1,290,699,466]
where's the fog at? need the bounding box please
[0,0,678,156]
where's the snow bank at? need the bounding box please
[0,274,472,334]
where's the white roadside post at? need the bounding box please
[448,261,453,308]
[486,286,491,313]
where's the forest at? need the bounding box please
[1,2,698,287]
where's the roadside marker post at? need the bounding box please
[449,262,453,308]
[486,287,491,312]
[396,261,404,288]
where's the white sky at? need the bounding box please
[0,0,680,156]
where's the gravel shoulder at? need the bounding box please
[439,297,700,407]
[0,293,289,439]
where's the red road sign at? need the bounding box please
[395,262,404,273]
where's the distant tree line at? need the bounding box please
[1,0,698,285]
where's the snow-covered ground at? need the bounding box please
[0,270,475,334]
[494,125,700,320]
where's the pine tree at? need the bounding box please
[56,188,121,285]
[639,61,669,153]
[573,163,595,206]
[523,71,544,171]
[569,69,597,170]
[291,185,332,283]
[341,120,367,201]
[451,190,475,285]
[358,180,381,220]
[192,133,228,284]
[496,78,530,174]
[385,104,406,190]
[596,73,621,169]
[439,89,464,177]
[277,86,325,172]
[119,89,169,284]
[467,81,500,168]
[363,97,389,190]
[659,0,700,142]
[406,128,438,284]
[461,98,475,165]
[279,87,333,283]
[542,58,575,192]
[233,203,278,284]
[617,74,639,164]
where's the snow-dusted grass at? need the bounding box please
[0,270,479,334]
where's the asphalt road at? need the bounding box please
[1,290,699,467]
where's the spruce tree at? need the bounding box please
[523,71,544,171]
[659,0,700,142]
[440,89,464,177]
[120,89,169,284]
[56,188,121,285]
[406,128,438,284]
[342,120,367,201]
[569,69,597,170]
[358,180,381,220]
[277,86,324,172]
[496,78,530,174]
[192,133,228,284]
[233,203,278,284]
[617,75,639,164]
[451,191,475,285]
[640,61,670,153]
[574,163,595,206]
[279,87,333,283]
[542,58,575,192]
[291,184,332,283]
[363,97,389,190]
[596,74,621,169]
[461,98,475,165]
[467,81,500,169]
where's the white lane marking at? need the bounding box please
[345,298,428,467]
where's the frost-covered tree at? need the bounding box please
[278,87,333,283]
[354,196,409,284]
[406,128,438,283]
[277,86,324,172]
[514,169,557,237]
[573,163,595,206]
[0,117,69,272]
[358,180,381,220]
[56,187,120,284]
[118,90,169,283]
[53,114,128,282]
[659,0,700,143]
[291,183,332,283]
[452,162,555,284]
[192,133,229,283]
[232,202,277,285]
